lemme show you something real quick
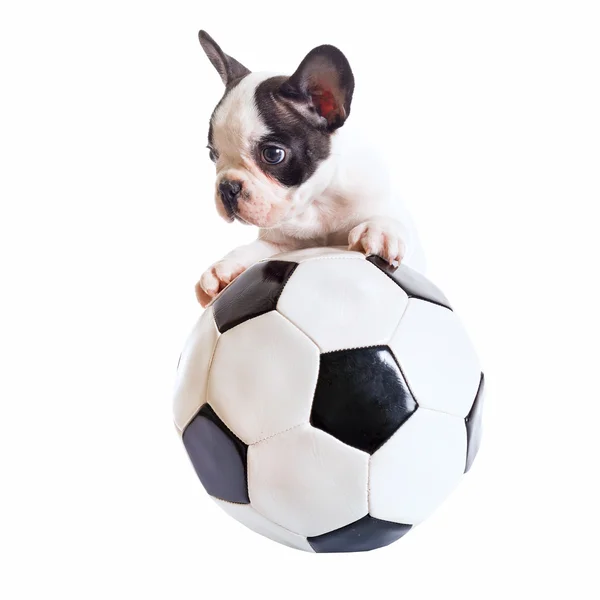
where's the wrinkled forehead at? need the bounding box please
[210,72,276,155]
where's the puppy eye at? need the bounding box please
[207,146,218,162]
[261,146,286,165]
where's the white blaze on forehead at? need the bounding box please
[212,72,276,162]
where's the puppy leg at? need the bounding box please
[195,240,287,307]
[348,217,408,266]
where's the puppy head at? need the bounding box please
[199,30,354,228]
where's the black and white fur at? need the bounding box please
[196,30,424,307]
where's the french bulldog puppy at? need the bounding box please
[195,30,424,307]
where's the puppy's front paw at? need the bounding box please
[195,260,246,307]
[348,220,406,266]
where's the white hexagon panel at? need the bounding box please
[207,311,320,445]
[172,305,220,432]
[389,299,482,418]
[277,257,408,352]
[248,424,369,537]
[369,408,467,524]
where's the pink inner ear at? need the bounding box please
[311,89,338,123]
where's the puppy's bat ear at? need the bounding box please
[198,30,250,86]
[280,45,355,131]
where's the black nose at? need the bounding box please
[219,180,242,212]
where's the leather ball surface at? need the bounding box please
[173,247,484,553]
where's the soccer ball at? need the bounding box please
[173,247,484,553]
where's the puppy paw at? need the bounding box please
[348,220,406,266]
[195,260,247,307]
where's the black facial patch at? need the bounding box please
[253,77,331,187]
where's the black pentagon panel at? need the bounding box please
[367,255,452,310]
[465,373,485,473]
[312,346,417,454]
[213,260,298,334]
[308,514,412,553]
[182,404,249,503]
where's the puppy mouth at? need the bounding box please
[222,202,250,225]
[219,188,252,225]
[232,211,250,225]
[219,198,244,224]
[221,208,235,223]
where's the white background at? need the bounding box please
[1,0,599,598]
